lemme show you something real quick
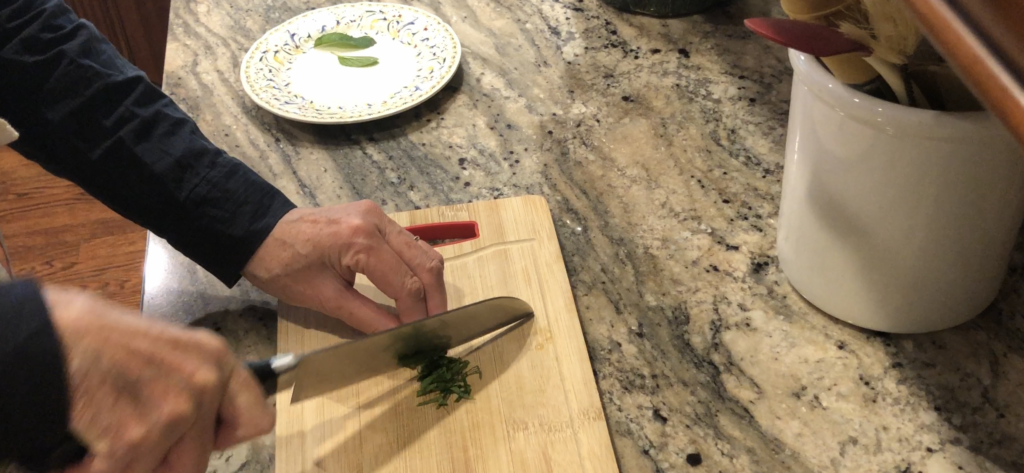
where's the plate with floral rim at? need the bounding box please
[240,2,461,124]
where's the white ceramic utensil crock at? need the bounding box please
[777,50,1024,333]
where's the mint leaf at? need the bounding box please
[314,33,375,51]
[337,56,378,67]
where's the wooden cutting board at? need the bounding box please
[275,195,619,473]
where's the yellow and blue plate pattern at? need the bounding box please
[240,3,461,124]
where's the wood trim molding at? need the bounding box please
[902,0,1024,148]
[64,0,171,86]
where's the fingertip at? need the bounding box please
[245,402,276,438]
[415,241,448,317]
[395,304,427,326]
[254,402,276,434]
[426,294,448,317]
[213,407,275,451]
[260,408,278,434]
[369,316,401,334]
[332,287,402,334]
[214,365,277,450]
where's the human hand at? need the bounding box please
[242,200,447,334]
[44,285,274,473]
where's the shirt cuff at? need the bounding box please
[0,279,73,470]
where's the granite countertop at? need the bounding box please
[150,0,1024,471]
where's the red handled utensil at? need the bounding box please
[744,17,927,108]
[744,17,871,57]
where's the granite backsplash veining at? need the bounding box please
[146,0,1024,471]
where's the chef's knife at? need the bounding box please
[40,297,533,472]
[249,296,534,402]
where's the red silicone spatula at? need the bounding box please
[744,17,927,108]
[744,17,871,57]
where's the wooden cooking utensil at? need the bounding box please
[745,17,871,57]
[780,0,880,85]
[745,17,927,108]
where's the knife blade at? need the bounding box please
[248,296,534,403]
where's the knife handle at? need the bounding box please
[245,353,299,397]
[32,432,89,473]
[247,358,279,397]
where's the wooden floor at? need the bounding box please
[0,146,147,309]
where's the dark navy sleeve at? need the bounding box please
[0,0,298,469]
[0,0,297,287]
[0,279,78,472]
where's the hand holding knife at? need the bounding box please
[43,297,533,471]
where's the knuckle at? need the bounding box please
[193,330,232,360]
[119,425,149,450]
[403,276,426,301]
[159,398,197,429]
[351,199,382,216]
[343,250,370,271]
[189,365,223,395]
[343,217,376,238]
[425,253,445,273]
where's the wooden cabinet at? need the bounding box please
[903,0,1024,148]
[63,0,171,86]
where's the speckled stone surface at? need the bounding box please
[151,0,1024,471]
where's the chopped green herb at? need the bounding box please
[313,32,376,50]
[336,56,379,68]
[399,348,481,409]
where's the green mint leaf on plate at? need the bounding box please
[313,32,376,51]
[337,56,379,67]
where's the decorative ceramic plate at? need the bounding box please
[240,3,461,124]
